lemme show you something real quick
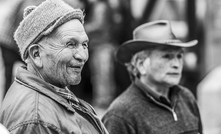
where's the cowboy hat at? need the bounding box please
[116,20,198,64]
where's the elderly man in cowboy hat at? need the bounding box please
[0,0,108,134]
[102,20,203,134]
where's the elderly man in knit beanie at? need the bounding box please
[0,0,108,134]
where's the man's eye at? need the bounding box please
[163,54,171,59]
[177,54,183,59]
[66,42,77,48]
[82,42,88,48]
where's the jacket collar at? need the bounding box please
[15,66,76,113]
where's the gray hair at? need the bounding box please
[125,49,152,80]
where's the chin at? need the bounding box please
[168,81,180,86]
[164,79,179,86]
[68,77,81,85]
[66,75,81,85]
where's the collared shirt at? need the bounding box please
[47,82,101,124]
[54,86,80,103]
[51,84,106,134]
[134,78,180,108]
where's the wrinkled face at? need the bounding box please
[40,19,89,87]
[142,46,184,87]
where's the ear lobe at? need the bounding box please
[28,44,43,68]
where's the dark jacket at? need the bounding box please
[0,66,108,134]
[102,79,202,134]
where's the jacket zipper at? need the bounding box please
[149,96,178,121]
[171,108,178,121]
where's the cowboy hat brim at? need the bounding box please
[116,39,198,64]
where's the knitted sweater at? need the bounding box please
[102,80,202,134]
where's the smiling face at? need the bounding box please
[38,19,89,87]
[140,46,184,87]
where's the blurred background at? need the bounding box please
[0,0,221,133]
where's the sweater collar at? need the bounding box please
[134,78,180,107]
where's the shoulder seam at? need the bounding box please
[8,120,63,133]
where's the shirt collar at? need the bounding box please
[134,78,180,106]
[134,78,161,101]
[52,85,79,103]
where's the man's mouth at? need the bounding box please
[167,73,180,76]
[69,64,84,72]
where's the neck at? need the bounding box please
[27,62,44,80]
[139,77,171,99]
[27,64,65,88]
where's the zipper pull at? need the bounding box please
[172,110,178,121]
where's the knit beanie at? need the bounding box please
[14,0,84,61]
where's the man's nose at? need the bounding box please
[172,58,181,69]
[73,45,88,62]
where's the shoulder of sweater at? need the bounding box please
[104,87,146,117]
[175,85,196,101]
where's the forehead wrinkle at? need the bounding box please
[59,30,80,40]
[59,27,85,36]
[60,32,89,45]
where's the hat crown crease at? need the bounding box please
[133,21,178,43]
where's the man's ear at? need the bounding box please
[28,44,43,68]
[137,58,150,75]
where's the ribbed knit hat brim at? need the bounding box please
[14,0,84,61]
